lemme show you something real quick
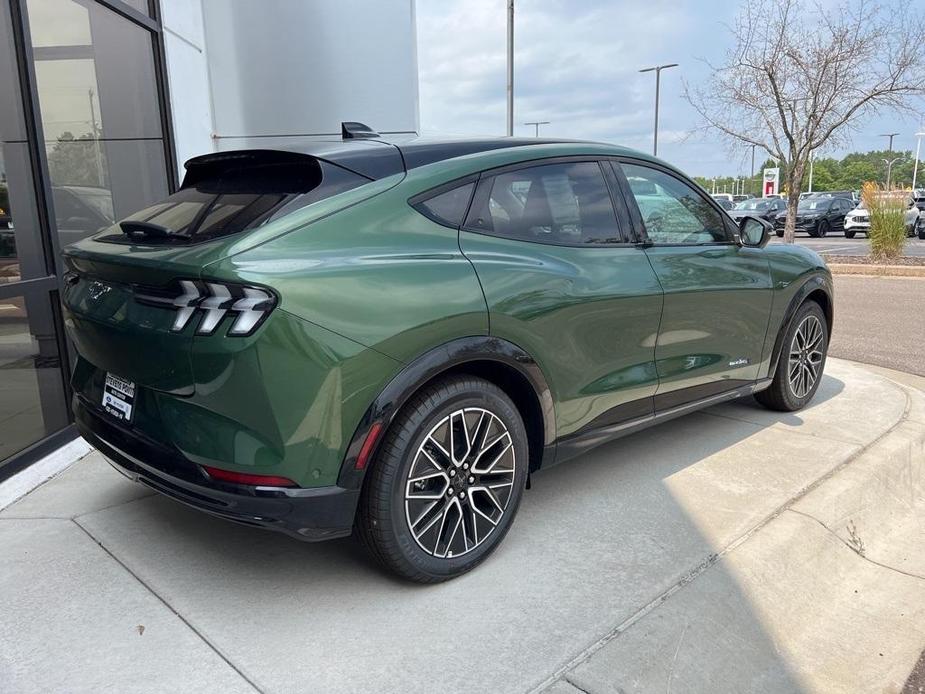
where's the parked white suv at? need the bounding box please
[843,204,870,238]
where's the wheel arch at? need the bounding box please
[767,273,834,378]
[337,336,556,490]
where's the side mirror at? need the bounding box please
[738,216,771,248]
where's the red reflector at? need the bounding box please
[201,465,297,487]
[355,421,384,470]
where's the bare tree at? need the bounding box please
[685,0,925,242]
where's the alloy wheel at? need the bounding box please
[404,407,516,559]
[788,315,825,398]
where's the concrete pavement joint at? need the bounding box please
[534,377,917,694]
[787,508,925,582]
[69,517,265,694]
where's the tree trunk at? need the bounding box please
[783,164,805,244]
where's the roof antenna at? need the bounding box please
[341,122,379,139]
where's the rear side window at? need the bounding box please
[464,161,624,245]
[411,181,475,228]
[96,155,370,245]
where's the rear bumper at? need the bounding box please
[74,396,359,541]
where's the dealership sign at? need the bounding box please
[763,168,780,197]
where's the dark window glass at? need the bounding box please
[97,159,369,245]
[414,182,475,227]
[621,163,729,244]
[0,290,69,461]
[0,1,26,142]
[27,0,171,249]
[1,143,53,284]
[465,162,622,245]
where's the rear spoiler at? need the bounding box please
[182,139,404,187]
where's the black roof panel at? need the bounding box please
[184,136,589,183]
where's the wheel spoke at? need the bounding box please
[404,406,517,558]
[787,314,825,399]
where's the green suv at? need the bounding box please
[62,128,833,582]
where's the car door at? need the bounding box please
[458,158,663,439]
[613,159,774,409]
[834,198,851,231]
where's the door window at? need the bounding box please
[621,163,729,245]
[465,161,624,245]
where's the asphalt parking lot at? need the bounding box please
[769,234,925,257]
[2,358,924,694]
[829,275,925,377]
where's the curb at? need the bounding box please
[828,263,925,277]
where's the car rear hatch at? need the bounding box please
[62,146,400,395]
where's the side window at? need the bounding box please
[621,163,729,244]
[412,181,475,228]
[464,161,623,245]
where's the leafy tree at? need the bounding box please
[46,131,109,188]
[685,0,925,242]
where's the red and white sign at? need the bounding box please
[763,168,780,197]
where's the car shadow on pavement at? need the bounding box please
[67,375,869,693]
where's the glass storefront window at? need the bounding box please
[0,289,68,460]
[27,0,170,248]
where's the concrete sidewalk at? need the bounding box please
[1,358,923,694]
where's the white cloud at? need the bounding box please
[416,0,925,177]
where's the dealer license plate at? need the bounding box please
[102,373,135,423]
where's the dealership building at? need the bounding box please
[0,0,419,478]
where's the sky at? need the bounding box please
[415,0,925,178]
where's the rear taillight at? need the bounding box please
[134,280,276,336]
[201,465,297,487]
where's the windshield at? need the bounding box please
[734,199,771,211]
[798,200,829,211]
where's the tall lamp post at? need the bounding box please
[913,130,924,190]
[748,143,757,197]
[639,63,678,157]
[882,157,903,190]
[506,0,514,136]
[880,132,899,153]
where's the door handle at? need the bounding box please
[698,249,728,259]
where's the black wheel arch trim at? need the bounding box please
[337,336,557,490]
[767,272,834,378]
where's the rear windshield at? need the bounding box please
[96,156,370,245]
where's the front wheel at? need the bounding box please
[844,229,856,239]
[755,301,829,412]
[357,375,528,582]
[918,219,925,241]
[775,228,785,238]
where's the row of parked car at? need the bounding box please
[711,191,925,239]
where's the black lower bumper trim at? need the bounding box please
[74,397,358,542]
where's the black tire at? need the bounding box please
[755,301,828,412]
[844,229,856,239]
[918,220,925,241]
[356,375,529,583]
[775,228,784,238]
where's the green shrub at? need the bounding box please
[861,181,906,261]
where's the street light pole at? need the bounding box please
[524,121,550,137]
[749,144,757,197]
[913,131,924,190]
[882,157,903,190]
[639,63,678,157]
[808,151,815,193]
[880,132,899,153]
[506,0,514,137]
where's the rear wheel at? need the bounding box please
[755,301,828,412]
[357,375,528,582]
